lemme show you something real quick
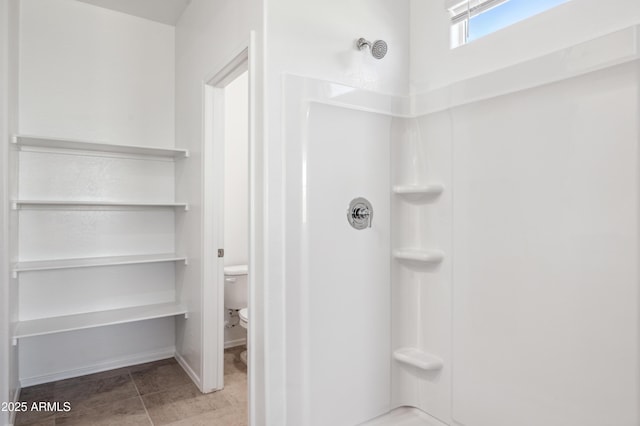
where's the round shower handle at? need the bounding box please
[348,197,373,230]
[354,207,370,220]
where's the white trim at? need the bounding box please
[449,0,509,23]
[19,346,176,387]
[201,42,251,394]
[246,30,259,426]
[175,351,202,391]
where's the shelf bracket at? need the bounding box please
[11,202,18,210]
[11,338,18,347]
[183,258,189,266]
[184,204,190,212]
[11,270,18,279]
[183,150,190,158]
[184,312,189,319]
[11,135,18,144]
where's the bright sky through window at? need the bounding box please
[451,0,569,47]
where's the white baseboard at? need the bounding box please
[175,351,201,390]
[19,346,176,387]
[224,337,247,349]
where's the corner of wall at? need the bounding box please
[1,0,21,424]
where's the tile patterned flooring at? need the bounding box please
[15,347,248,426]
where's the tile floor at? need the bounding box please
[14,347,248,426]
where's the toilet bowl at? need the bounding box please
[238,308,248,364]
[239,308,248,329]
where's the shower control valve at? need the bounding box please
[348,197,373,230]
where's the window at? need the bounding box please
[449,0,569,48]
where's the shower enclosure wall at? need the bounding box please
[282,25,640,426]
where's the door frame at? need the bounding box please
[202,42,251,393]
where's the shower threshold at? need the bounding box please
[359,407,447,426]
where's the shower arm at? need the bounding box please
[357,38,372,50]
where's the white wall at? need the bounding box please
[268,1,409,96]
[16,0,179,386]
[410,0,640,92]
[224,71,249,268]
[19,0,175,147]
[173,0,262,416]
[264,2,409,423]
[403,2,640,423]
[282,75,396,426]
[19,320,176,385]
[305,103,391,426]
[448,60,639,426]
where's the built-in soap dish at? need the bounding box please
[393,347,443,371]
[393,249,444,264]
[392,184,444,197]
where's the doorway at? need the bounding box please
[202,46,251,407]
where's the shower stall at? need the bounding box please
[278,24,640,426]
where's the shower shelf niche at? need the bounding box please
[392,184,444,197]
[393,347,443,371]
[393,249,444,264]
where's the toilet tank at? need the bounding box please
[224,265,248,309]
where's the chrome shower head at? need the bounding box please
[370,40,388,59]
[357,37,388,59]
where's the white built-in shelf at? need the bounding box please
[13,302,188,342]
[393,184,444,196]
[12,200,189,210]
[12,135,189,159]
[12,253,187,277]
[393,347,443,371]
[393,249,444,264]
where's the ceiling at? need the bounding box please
[76,0,191,26]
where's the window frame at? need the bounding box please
[448,0,510,48]
[448,0,568,48]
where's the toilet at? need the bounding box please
[224,265,248,364]
[238,308,248,364]
[239,307,248,329]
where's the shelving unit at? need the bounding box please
[393,347,443,371]
[393,249,444,264]
[13,302,188,342]
[11,134,188,348]
[12,135,189,158]
[12,253,187,277]
[12,200,189,210]
[392,183,444,196]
